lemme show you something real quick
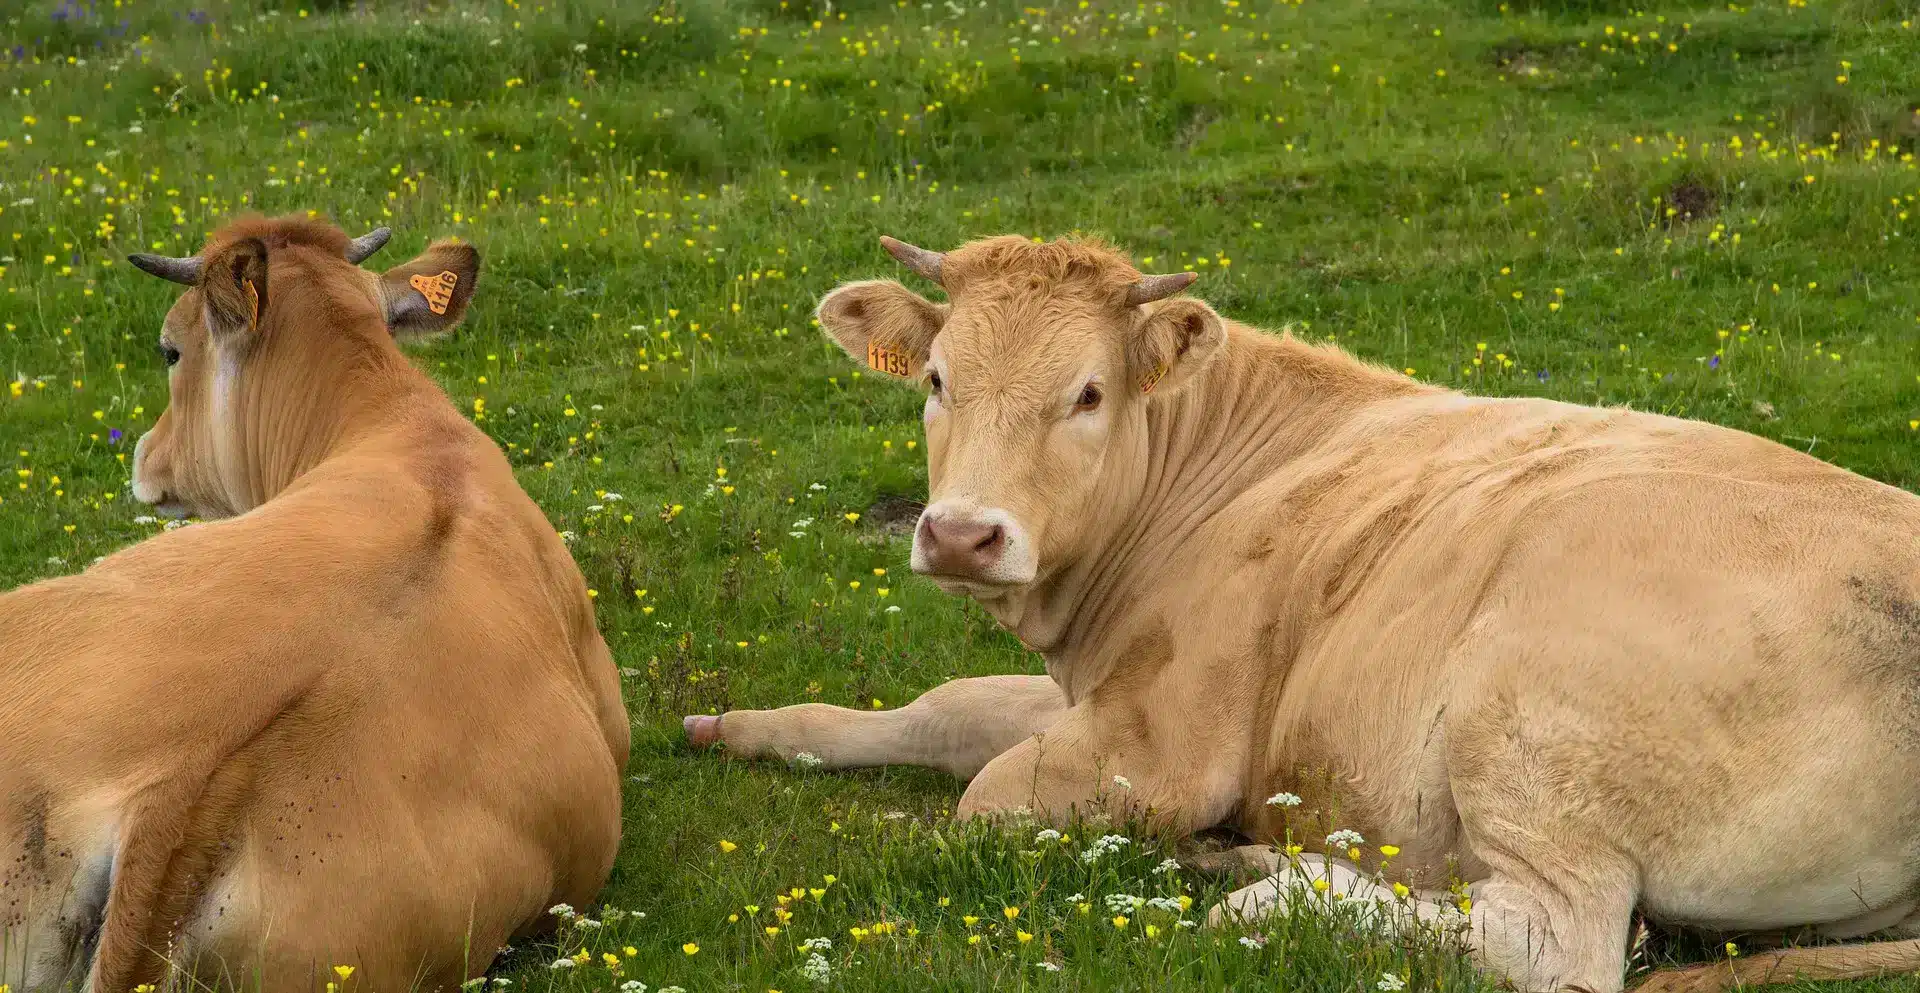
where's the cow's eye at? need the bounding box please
[1075,384,1103,412]
[160,343,182,367]
[928,370,943,394]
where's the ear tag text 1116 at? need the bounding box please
[409,270,458,316]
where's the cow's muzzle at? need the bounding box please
[911,504,1036,586]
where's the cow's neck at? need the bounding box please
[224,331,440,510]
[985,326,1430,701]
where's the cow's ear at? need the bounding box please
[376,238,480,340]
[1127,297,1226,399]
[815,279,946,381]
[201,237,269,342]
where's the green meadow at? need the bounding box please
[3,0,1919,989]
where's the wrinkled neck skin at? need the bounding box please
[209,328,420,515]
[971,326,1425,704]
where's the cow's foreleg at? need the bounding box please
[684,674,1064,780]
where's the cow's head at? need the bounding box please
[127,213,479,519]
[817,235,1221,596]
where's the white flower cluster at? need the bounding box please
[800,937,834,952]
[791,752,825,770]
[1144,896,1183,912]
[1079,834,1130,864]
[1152,858,1181,875]
[1034,828,1062,844]
[800,952,833,985]
[1266,792,1303,807]
[1105,893,1146,913]
[1325,829,1366,850]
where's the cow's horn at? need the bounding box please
[345,227,392,264]
[127,252,205,286]
[879,235,944,285]
[1125,271,1199,307]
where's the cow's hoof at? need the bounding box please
[684,714,721,749]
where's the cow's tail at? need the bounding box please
[84,782,199,993]
[1632,938,1920,993]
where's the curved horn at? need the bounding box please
[878,235,944,285]
[1124,271,1199,307]
[345,226,393,265]
[127,252,205,286]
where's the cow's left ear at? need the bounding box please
[1127,297,1225,398]
[376,239,480,340]
[200,237,270,342]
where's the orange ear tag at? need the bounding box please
[1139,362,1169,395]
[408,270,458,316]
[242,278,260,330]
[866,340,916,378]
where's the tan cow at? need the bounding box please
[0,214,629,992]
[688,233,1920,992]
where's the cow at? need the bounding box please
[0,214,630,992]
[686,233,1920,992]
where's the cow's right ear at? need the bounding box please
[376,239,480,340]
[815,279,946,381]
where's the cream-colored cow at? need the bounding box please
[689,234,1920,992]
[0,214,629,992]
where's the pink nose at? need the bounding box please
[916,512,1007,578]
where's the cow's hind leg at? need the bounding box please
[1465,855,1638,993]
[686,674,1064,779]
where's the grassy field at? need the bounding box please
[5,0,1920,989]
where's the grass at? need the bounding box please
[3,0,1920,989]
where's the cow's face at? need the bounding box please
[817,235,1222,596]
[129,217,478,518]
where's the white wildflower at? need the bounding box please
[1034,829,1061,844]
[1080,834,1130,864]
[1239,934,1267,949]
[132,515,157,525]
[1176,919,1197,928]
[1105,893,1146,913]
[573,42,588,52]
[1145,896,1182,912]
[801,937,833,952]
[1265,792,1303,808]
[1325,829,1366,851]
[603,492,624,501]
[576,918,603,929]
[1035,961,1061,972]
[791,752,824,770]
[1153,858,1181,875]
[1379,974,1407,991]
[548,959,576,970]
[809,482,827,491]
[558,530,577,544]
[620,983,646,992]
[1111,775,1132,790]
[659,987,686,993]
[587,504,605,512]
[800,951,833,985]
[548,903,576,919]
[885,605,901,613]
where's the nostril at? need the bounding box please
[973,525,1005,554]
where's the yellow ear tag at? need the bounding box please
[242,278,260,330]
[408,270,458,316]
[866,339,916,378]
[1139,362,1169,395]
